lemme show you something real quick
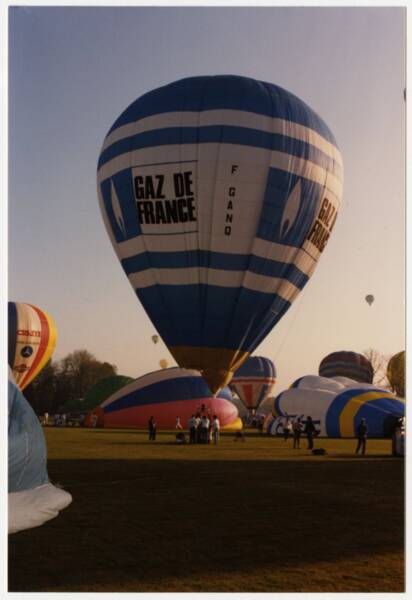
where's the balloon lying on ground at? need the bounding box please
[8,302,57,390]
[319,351,373,384]
[8,369,72,534]
[97,74,343,393]
[99,367,238,429]
[231,356,276,411]
[387,351,405,398]
[267,375,404,438]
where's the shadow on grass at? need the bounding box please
[9,457,404,592]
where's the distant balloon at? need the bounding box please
[231,356,276,411]
[151,335,159,344]
[365,294,374,306]
[159,358,169,369]
[8,302,57,390]
[97,75,343,393]
[100,367,238,429]
[319,351,374,384]
[387,351,405,398]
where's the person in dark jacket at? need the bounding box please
[304,416,316,450]
[355,418,368,455]
[148,416,157,441]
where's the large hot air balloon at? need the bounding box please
[159,358,169,369]
[8,302,57,390]
[8,369,72,534]
[97,75,343,393]
[387,351,405,398]
[231,356,276,411]
[365,294,374,306]
[270,375,404,438]
[100,367,238,429]
[151,335,159,344]
[319,351,373,384]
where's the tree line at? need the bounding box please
[24,349,118,415]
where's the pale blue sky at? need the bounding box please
[8,5,406,393]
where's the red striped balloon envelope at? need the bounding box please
[100,367,238,429]
[8,302,57,390]
[319,351,373,384]
[231,356,276,411]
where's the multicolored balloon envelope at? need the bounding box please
[8,302,57,390]
[271,375,404,438]
[100,367,238,429]
[387,351,405,398]
[8,369,72,534]
[97,74,343,393]
[231,356,276,411]
[319,351,373,384]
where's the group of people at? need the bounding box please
[187,413,221,444]
[147,406,221,445]
[282,416,318,449]
[281,415,371,454]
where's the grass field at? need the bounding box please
[8,428,404,592]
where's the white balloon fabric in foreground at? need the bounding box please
[8,369,72,534]
[270,375,404,438]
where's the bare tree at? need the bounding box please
[363,348,391,388]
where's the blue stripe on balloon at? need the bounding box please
[98,125,341,179]
[104,376,232,413]
[325,388,401,437]
[355,399,404,438]
[135,283,291,353]
[234,356,276,379]
[107,75,338,147]
[121,250,309,290]
[273,393,284,416]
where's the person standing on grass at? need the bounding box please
[292,418,302,449]
[304,416,316,450]
[283,417,292,442]
[148,416,156,441]
[200,414,210,444]
[355,418,368,455]
[188,414,197,443]
[212,415,220,445]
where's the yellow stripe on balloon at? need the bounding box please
[339,391,397,437]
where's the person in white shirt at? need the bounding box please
[188,415,197,443]
[212,415,220,445]
[200,415,210,444]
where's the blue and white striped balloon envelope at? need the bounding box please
[97,75,343,393]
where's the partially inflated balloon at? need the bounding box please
[8,302,57,390]
[272,375,404,438]
[97,75,343,392]
[231,356,276,411]
[387,351,405,398]
[319,351,373,384]
[100,367,238,429]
